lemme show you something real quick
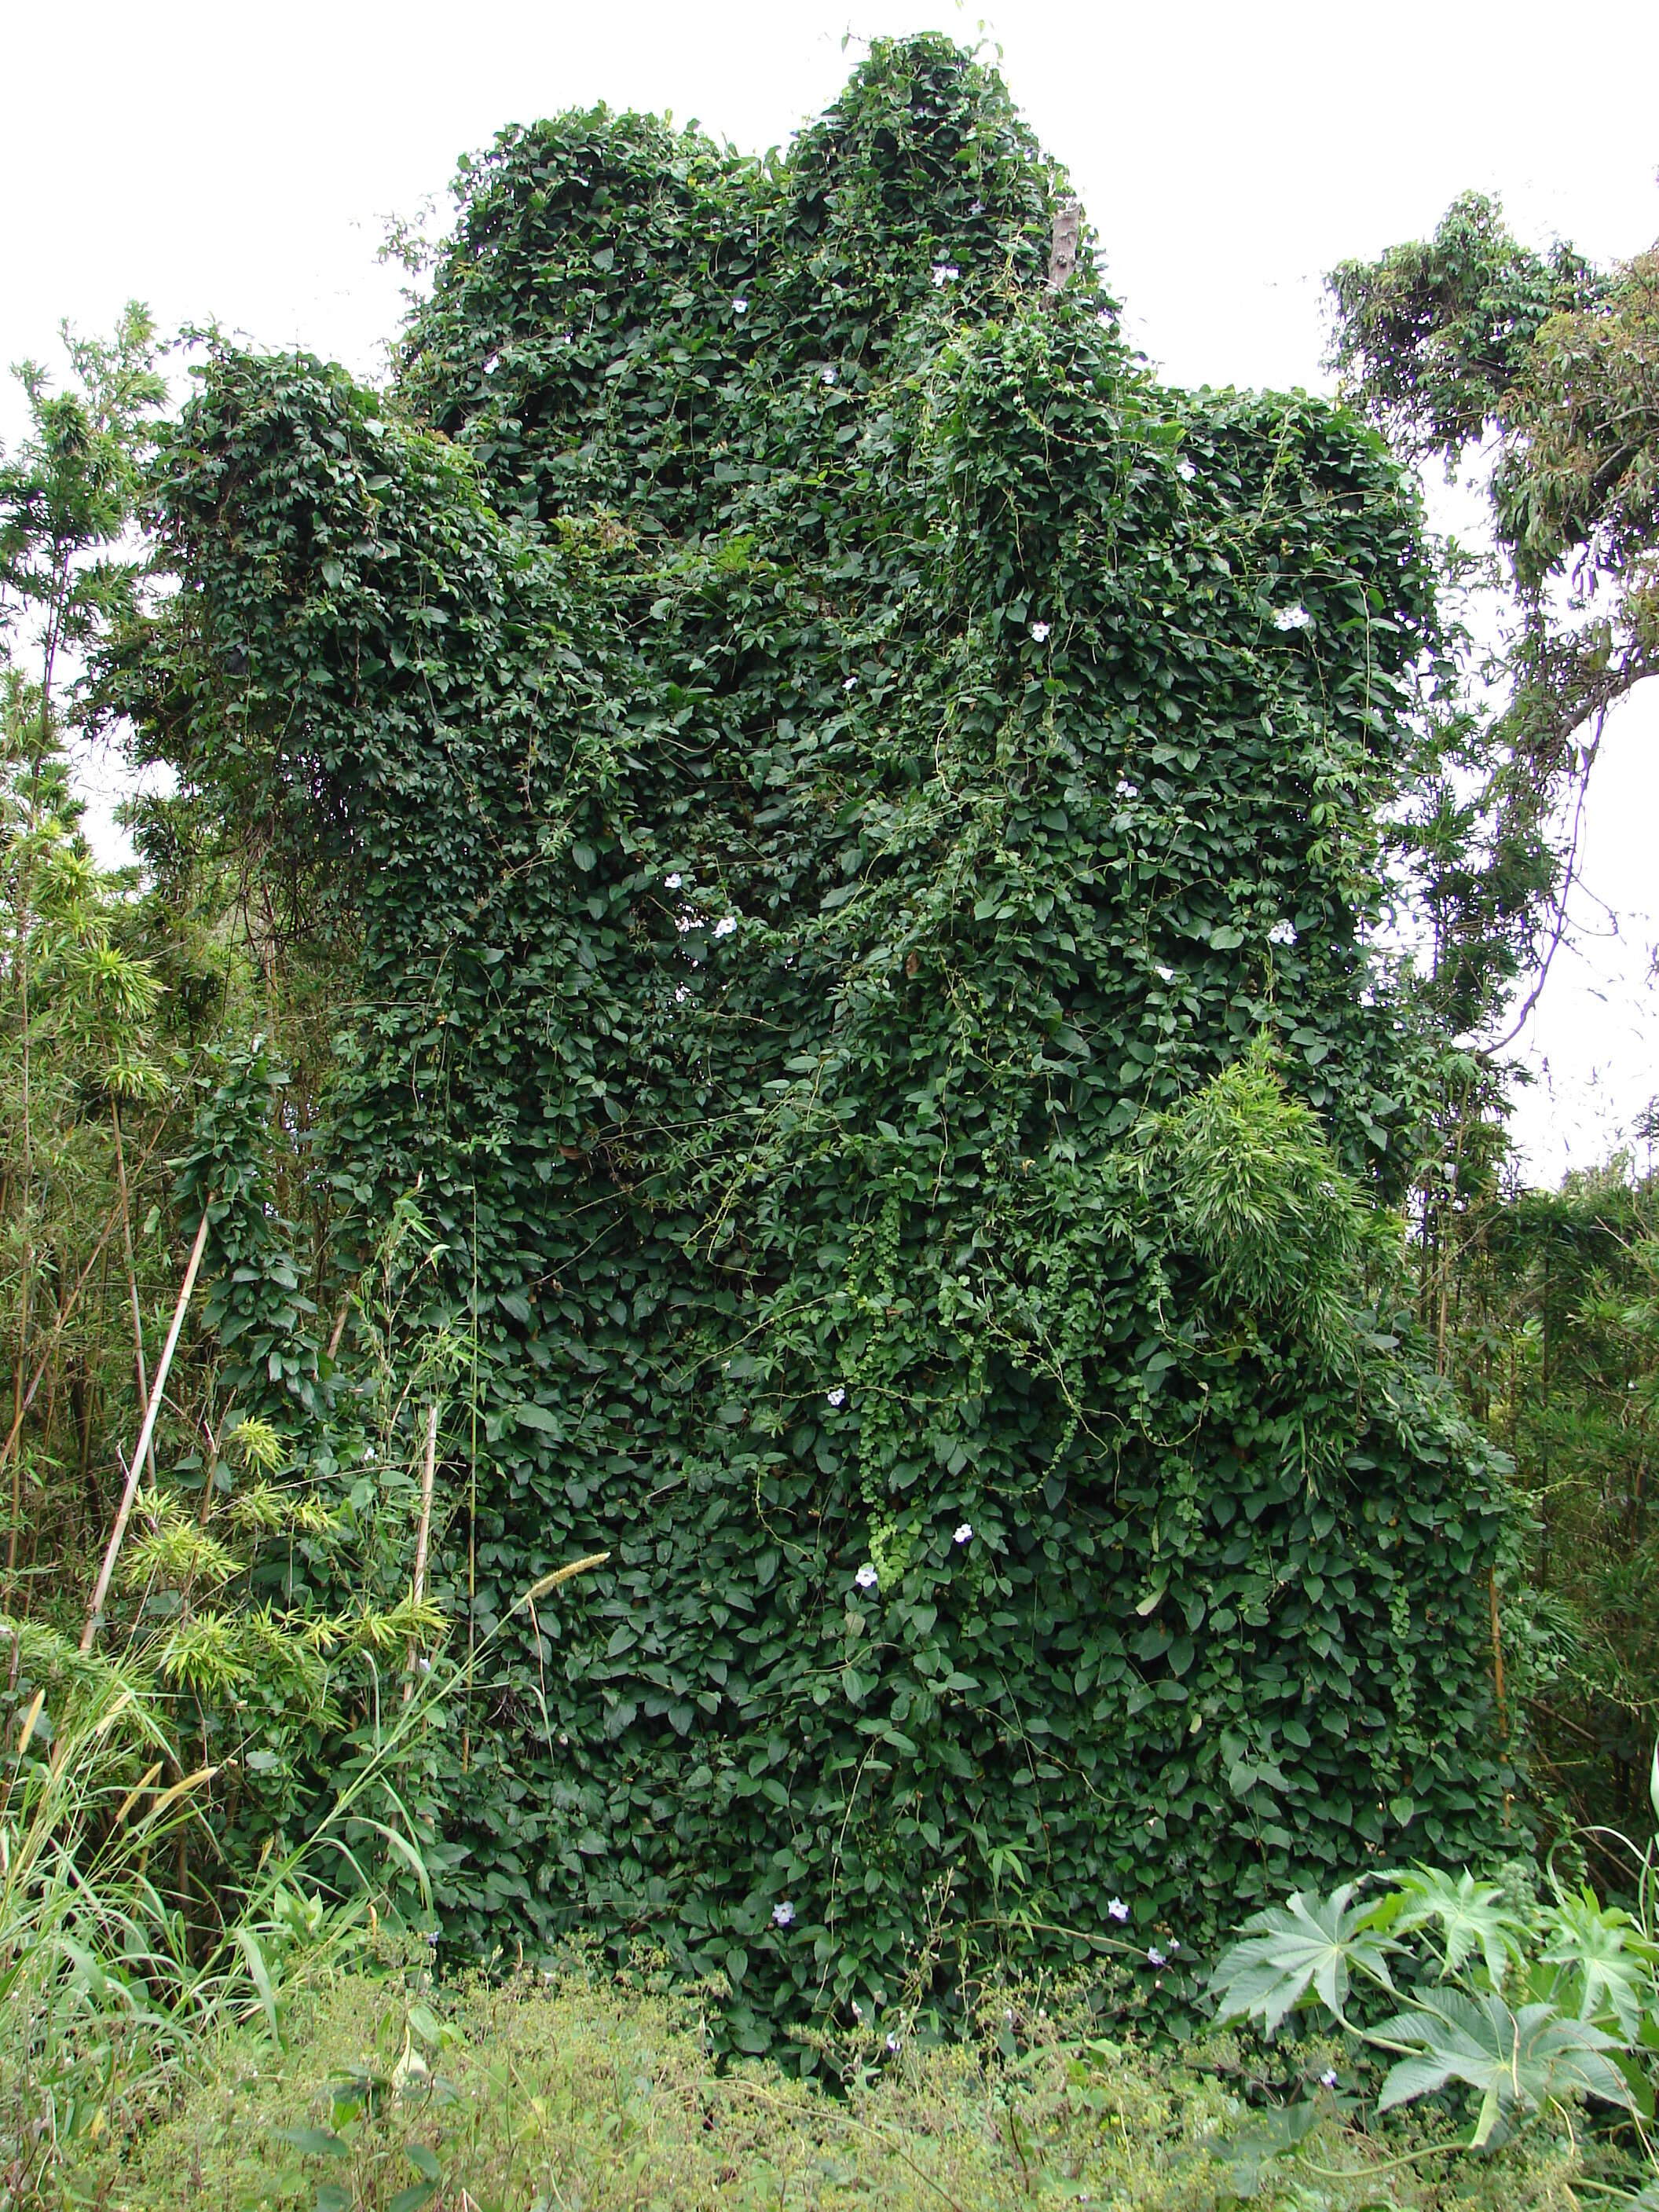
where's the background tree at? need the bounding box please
[1329,196,1657,1038]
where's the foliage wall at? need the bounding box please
[121,38,1514,2055]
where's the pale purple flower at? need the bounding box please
[1320,2068,1339,2088]
[1108,1897,1129,1922]
[826,1386,846,1408]
[953,1522,973,1544]
[931,263,959,287]
[1274,604,1311,632]
[821,366,837,386]
[1147,1946,1166,1968]
[772,1900,795,1928]
[855,1563,879,1591]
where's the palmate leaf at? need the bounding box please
[1210,1884,1395,2035]
[1376,1988,1635,2148]
[1540,1886,1659,2036]
[1375,1864,1530,1985]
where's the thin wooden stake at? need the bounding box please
[326,1291,354,1361]
[403,1399,439,1702]
[110,1101,158,1491]
[80,1207,213,1653]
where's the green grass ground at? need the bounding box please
[107,1963,1591,2212]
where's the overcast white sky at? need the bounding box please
[4,0,1654,1184]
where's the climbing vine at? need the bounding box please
[116,35,1513,2060]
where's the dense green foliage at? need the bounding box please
[9,29,1659,2212]
[1328,189,1659,1862]
[1437,1155,1659,1859]
[104,36,1518,2062]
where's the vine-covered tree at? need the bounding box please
[112,37,1516,2056]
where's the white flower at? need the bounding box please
[826,1386,846,1408]
[851,1999,863,2020]
[953,1522,973,1544]
[1155,963,1174,982]
[1274,603,1312,632]
[1176,456,1196,482]
[1268,918,1296,946]
[1147,1946,1166,1968]
[712,914,738,939]
[969,200,984,216]
[1320,2067,1339,2088]
[772,1900,795,1928]
[931,262,959,287]
[664,871,683,889]
[843,675,857,690]
[1030,621,1050,643]
[855,1562,879,1591]
[1108,1897,1129,1921]
[1115,777,1137,800]
[886,2031,900,2053]
[1169,1937,1180,1951]
[732,297,748,314]
[821,365,837,386]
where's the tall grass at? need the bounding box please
[0,1627,426,2205]
[0,1545,609,2207]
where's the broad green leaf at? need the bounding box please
[513,1401,562,1435]
[1375,1989,1635,2142]
[274,2126,348,2157]
[1540,1886,1659,2035]
[1210,1884,1394,2034]
[1376,1865,1529,1985]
